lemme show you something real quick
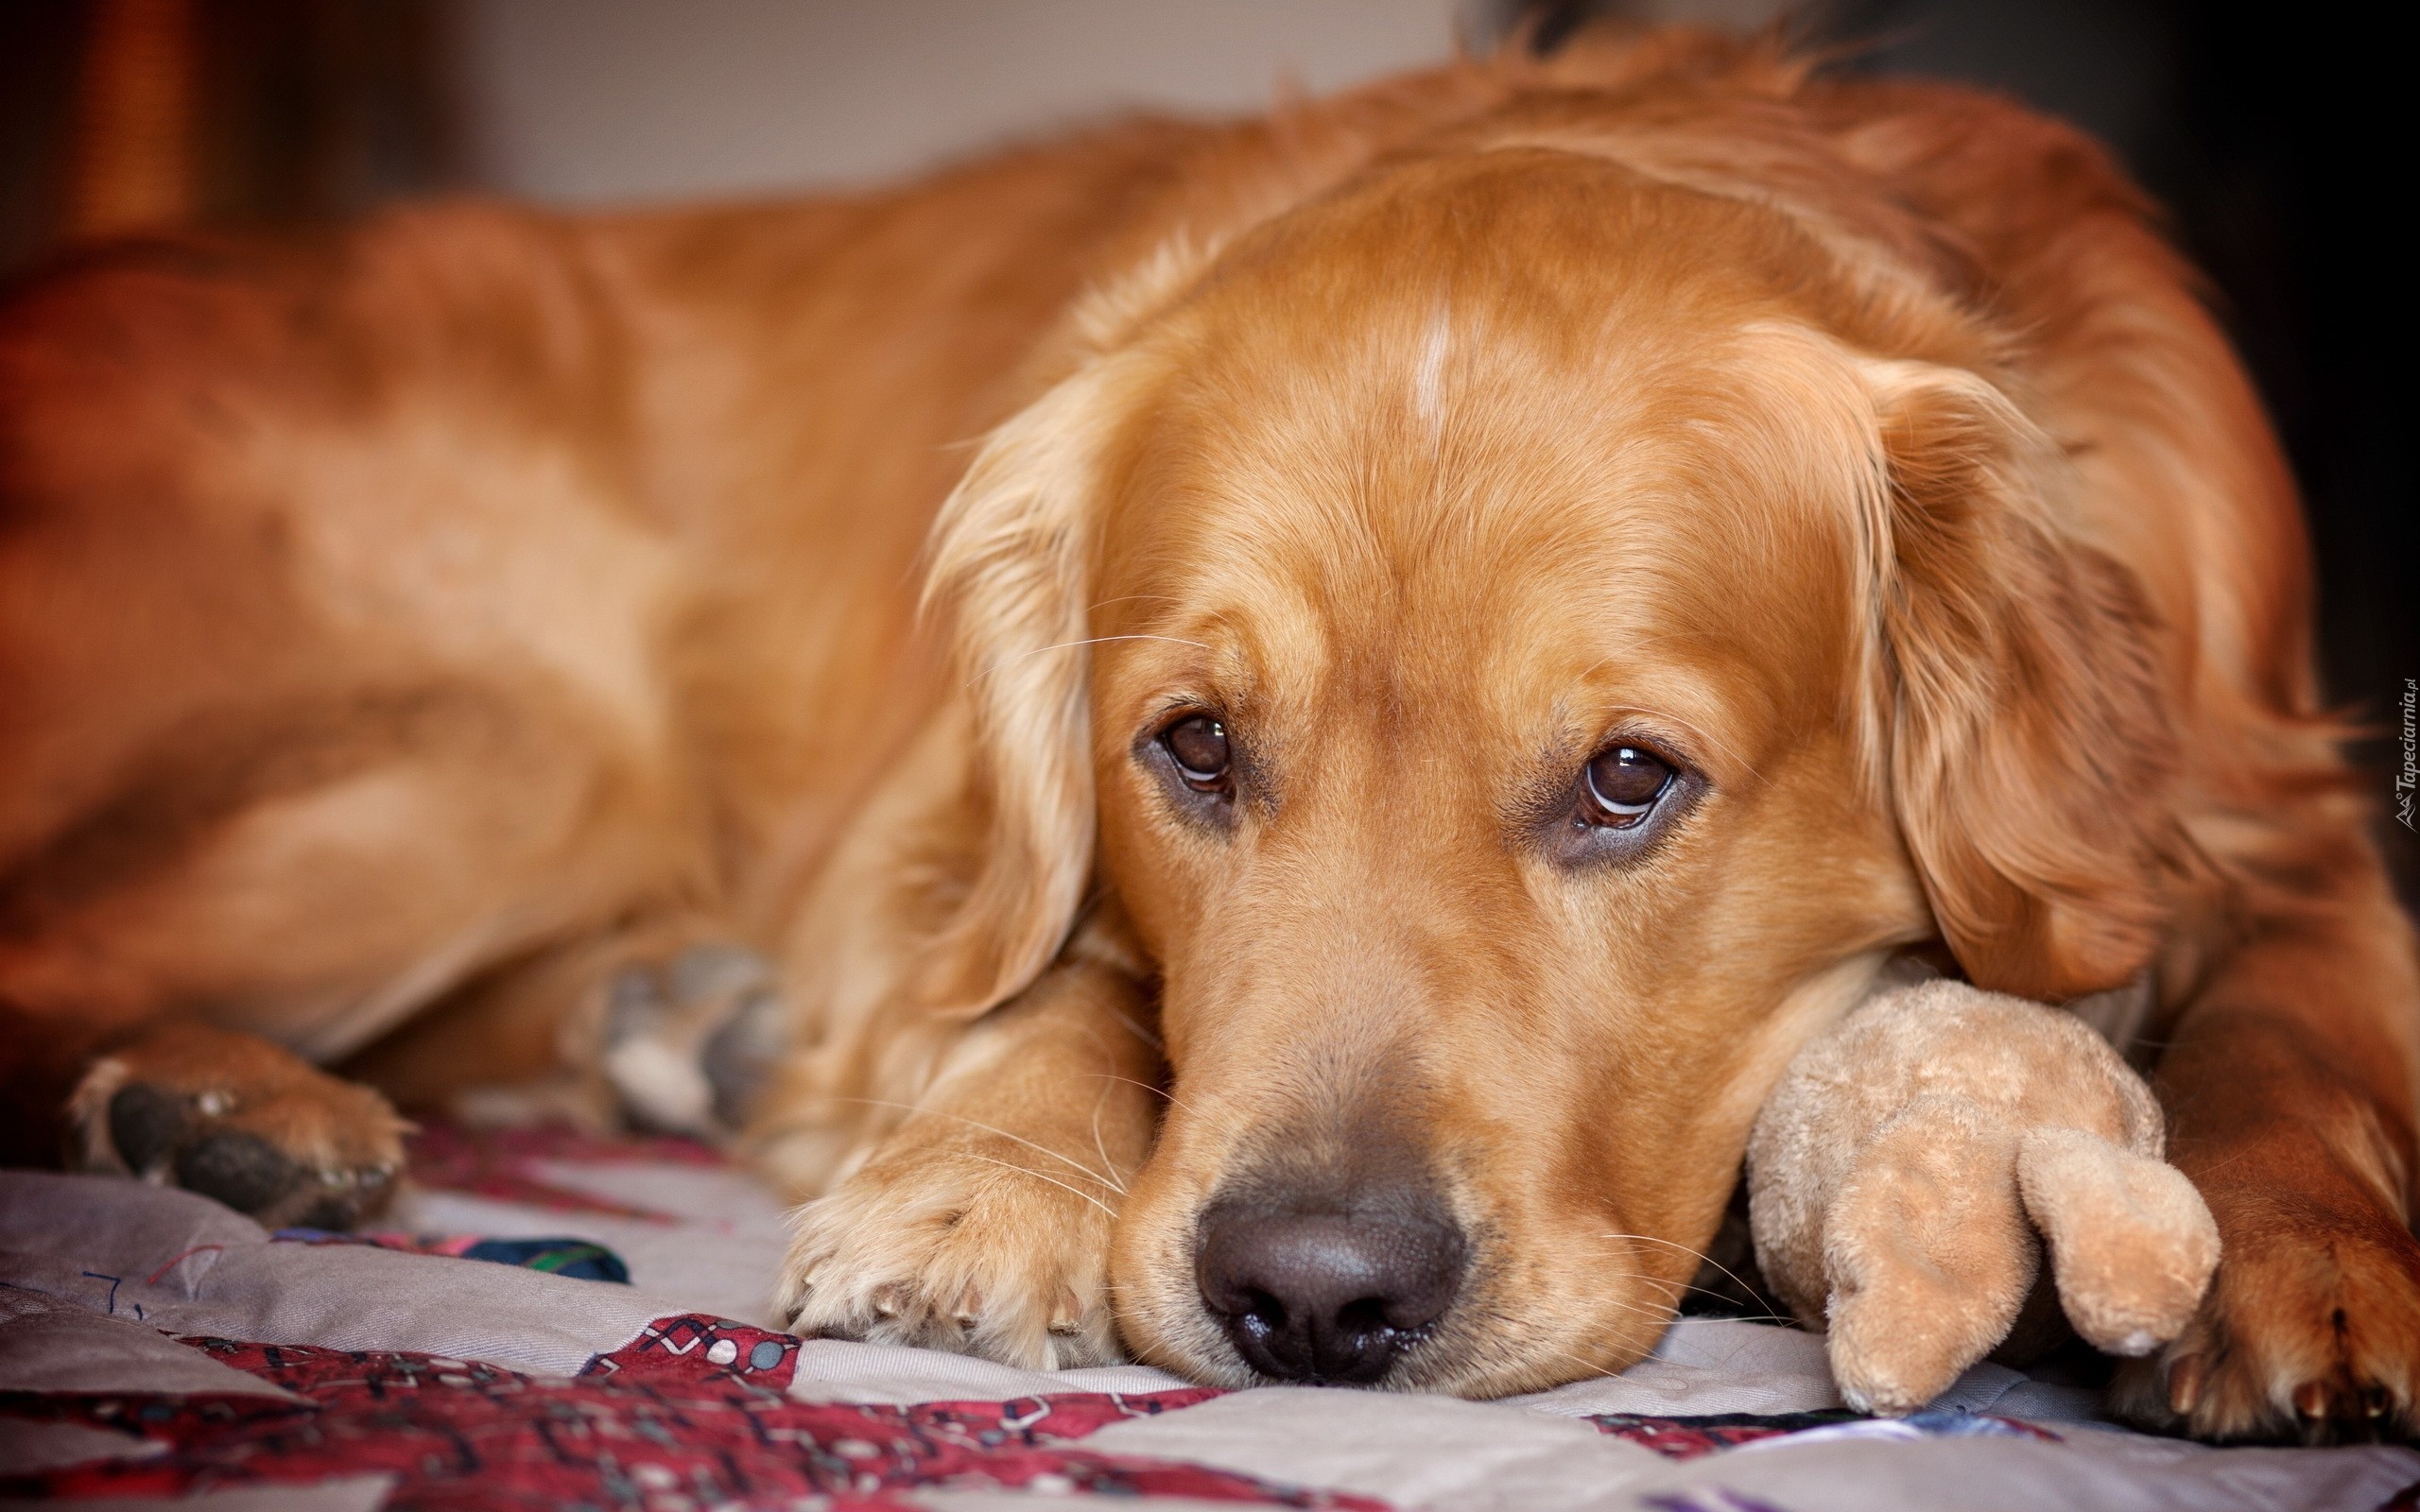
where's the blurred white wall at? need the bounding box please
[456,0,1482,206]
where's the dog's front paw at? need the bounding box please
[70,1022,408,1228]
[2112,1172,2420,1443]
[775,1124,1122,1370]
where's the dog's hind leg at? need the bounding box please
[1,683,707,1223]
[343,922,787,1140]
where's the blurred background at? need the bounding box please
[1,0,2408,891]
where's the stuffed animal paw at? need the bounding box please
[1747,974,2220,1415]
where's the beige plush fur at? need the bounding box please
[1749,974,2221,1415]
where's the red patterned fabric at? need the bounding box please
[0,1313,1382,1511]
[1586,1408,2061,1460]
[400,1122,722,1221]
[1584,1411,1861,1459]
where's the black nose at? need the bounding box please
[1196,1199,1465,1384]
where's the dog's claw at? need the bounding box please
[1048,1286,1084,1335]
[2293,1380,2328,1422]
[2167,1353,2205,1417]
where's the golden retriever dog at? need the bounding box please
[3,26,2413,1443]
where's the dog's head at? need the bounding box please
[920,139,2178,1392]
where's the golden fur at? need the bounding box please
[2,29,2413,1440]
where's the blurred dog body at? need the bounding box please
[3,29,2414,1439]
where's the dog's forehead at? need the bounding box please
[1095,165,1864,746]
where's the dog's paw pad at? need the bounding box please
[176,1128,297,1212]
[107,1082,195,1176]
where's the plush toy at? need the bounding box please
[1747,970,2221,1415]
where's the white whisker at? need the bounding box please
[1105,1005,1165,1052]
[1597,1231,1765,1312]
[960,1152,1118,1217]
[1086,1082,1125,1195]
[1086,1071,1172,1100]
[978,634,1211,679]
[831,1096,1124,1193]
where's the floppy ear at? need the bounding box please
[1859,359,2182,1001]
[910,352,1143,1018]
[901,239,1219,1019]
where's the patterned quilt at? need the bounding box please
[4,1124,2415,1511]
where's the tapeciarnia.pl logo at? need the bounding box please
[2398,677,2417,832]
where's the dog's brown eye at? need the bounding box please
[1583,746,1670,826]
[1164,715,1232,790]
